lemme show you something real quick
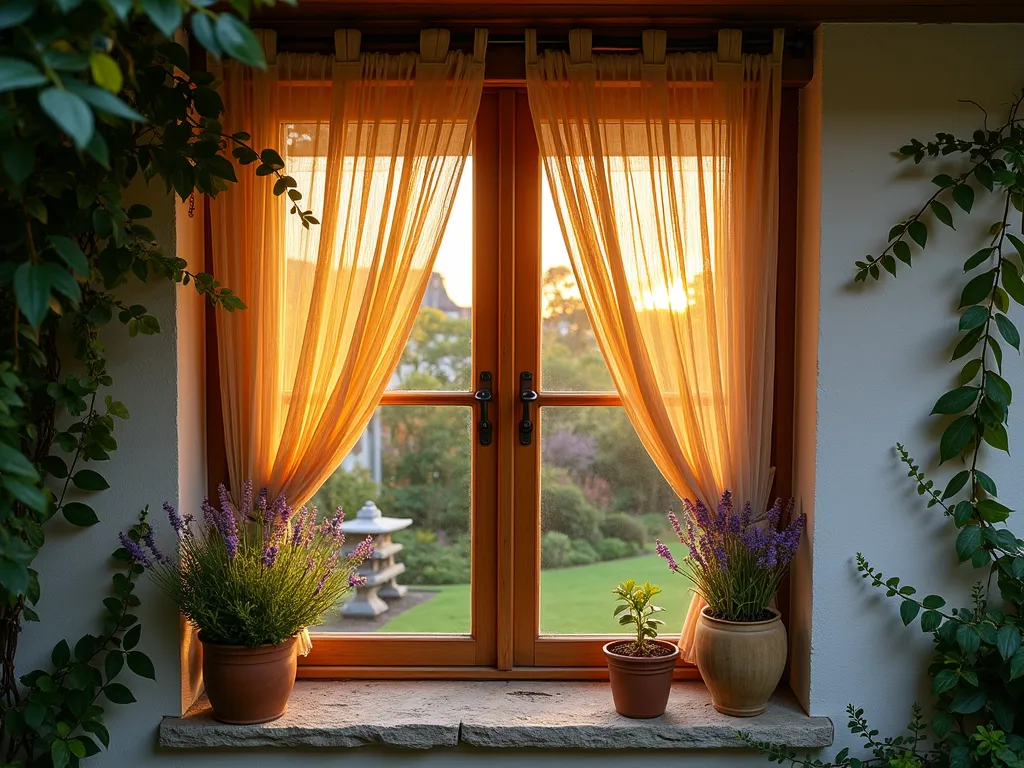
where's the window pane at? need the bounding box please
[313,405,471,635]
[537,406,689,635]
[389,157,474,392]
[540,174,614,392]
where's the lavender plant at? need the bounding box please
[656,492,804,622]
[123,481,373,647]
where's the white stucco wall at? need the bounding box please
[17,22,1024,767]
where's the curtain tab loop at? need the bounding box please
[642,30,666,65]
[473,28,488,64]
[717,29,742,64]
[772,28,785,64]
[420,29,451,63]
[525,29,538,65]
[569,29,592,64]
[334,29,361,63]
[255,30,277,65]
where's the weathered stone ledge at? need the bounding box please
[159,680,833,751]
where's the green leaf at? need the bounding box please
[939,416,975,463]
[931,386,978,415]
[38,87,94,150]
[68,740,86,759]
[958,305,988,331]
[956,623,981,655]
[975,163,994,190]
[942,471,970,500]
[984,423,1009,453]
[104,650,124,681]
[50,740,69,768]
[964,247,994,272]
[259,148,285,170]
[3,477,48,514]
[931,200,954,228]
[72,469,109,491]
[908,220,927,248]
[13,262,51,327]
[62,502,99,527]
[960,269,996,308]
[216,13,267,70]
[83,719,109,748]
[51,639,71,668]
[65,82,145,122]
[1010,647,1024,680]
[191,13,222,58]
[951,327,984,361]
[123,624,141,650]
[956,525,982,562]
[899,600,919,626]
[0,57,48,93]
[127,651,156,680]
[103,682,136,704]
[48,235,89,276]
[932,668,959,695]
[985,371,1012,408]
[923,595,946,609]
[43,263,80,303]
[949,746,971,768]
[994,313,1020,350]
[976,470,997,496]
[140,0,183,37]
[1004,261,1024,305]
[0,0,37,30]
[952,184,974,213]
[949,688,986,714]
[23,701,45,729]
[192,87,223,118]
[0,442,38,479]
[977,499,1012,524]
[932,174,955,188]
[2,140,35,184]
[960,358,982,384]
[996,625,1021,661]
[921,610,942,632]
[1007,232,1024,256]
[89,52,122,93]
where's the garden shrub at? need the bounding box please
[600,512,647,547]
[392,530,470,585]
[564,539,599,567]
[541,477,600,541]
[541,531,572,569]
[595,537,640,561]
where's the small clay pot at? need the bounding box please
[200,634,298,724]
[603,639,679,718]
[693,607,787,717]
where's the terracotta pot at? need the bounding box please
[603,639,679,718]
[694,607,786,717]
[200,634,298,724]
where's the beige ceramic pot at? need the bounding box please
[200,634,298,724]
[693,607,786,717]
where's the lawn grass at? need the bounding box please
[378,552,693,635]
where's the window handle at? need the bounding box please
[519,371,538,446]
[474,371,493,446]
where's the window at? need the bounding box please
[209,87,798,678]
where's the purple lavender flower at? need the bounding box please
[257,487,268,517]
[655,540,678,571]
[241,479,254,521]
[353,536,374,561]
[348,572,367,588]
[291,506,309,547]
[667,511,684,544]
[143,527,170,565]
[313,572,328,595]
[165,502,194,539]
[262,544,280,569]
[119,532,151,567]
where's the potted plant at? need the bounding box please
[603,579,679,718]
[119,481,372,724]
[657,492,804,717]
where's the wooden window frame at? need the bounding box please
[204,71,800,683]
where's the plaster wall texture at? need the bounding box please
[18,22,1024,766]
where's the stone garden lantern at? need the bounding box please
[340,500,413,618]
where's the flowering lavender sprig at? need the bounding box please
[660,491,803,622]
[119,532,151,568]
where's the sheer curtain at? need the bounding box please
[211,29,486,508]
[526,29,783,661]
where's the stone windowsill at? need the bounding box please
[159,680,833,750]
